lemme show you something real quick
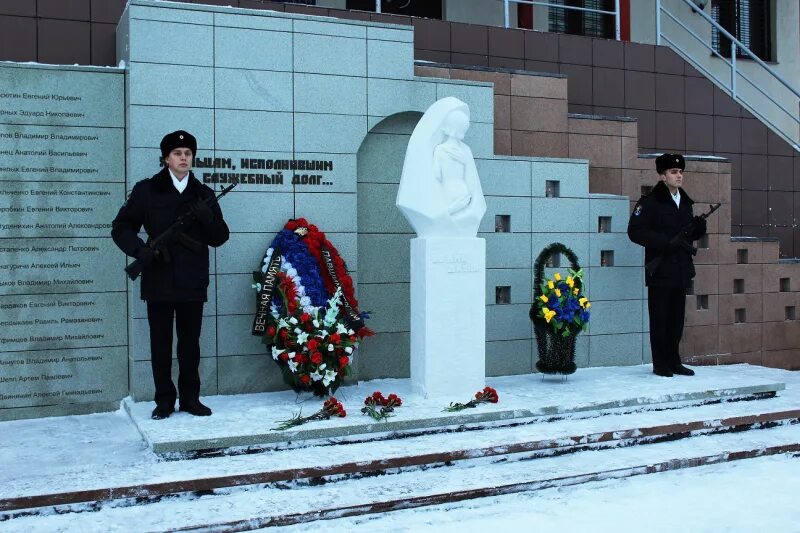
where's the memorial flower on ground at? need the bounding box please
[444,386,499,412]
[273,397,346,431]
[361,391,403,421]
[535,268,590,337]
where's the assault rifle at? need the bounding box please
[644,202,721,278]
[124,182,237,281]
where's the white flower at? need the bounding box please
[345,347,353,354]
[327,344,334,352]
[302,305,316,314]
[278,318,289,329]
[296,331,309,345]
[319,363,327,371]
[300,296,311,307]
[348,329,354,335]
[289,317,298,325]
[271,346,284,360]
[283,260,293,270]
[322,369,338,387]
[294,328,302,335]
[288,359,299,373]
[286,268,298,278]
[312,319,319,328]
[252,282,262,292]
[336,323,349,335]
[310,369,323,382]
[294,275,302,284]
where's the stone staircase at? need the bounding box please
[2,367,798,530]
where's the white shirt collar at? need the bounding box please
[671,189,680,207]
[168,168,189,194]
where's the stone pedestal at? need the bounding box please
[410,237,486,398]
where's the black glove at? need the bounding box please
[136,246,156,266]
[692,215,707,237]
[191,200,214,225]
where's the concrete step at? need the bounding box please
[4,424,798,532]
[122,365,786,455]
[3,398,797,516]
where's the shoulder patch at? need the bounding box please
[633,205,642,216]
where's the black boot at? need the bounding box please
[671,363,695,376]
[151,403,175,420]
[653,366,674,377]
[179,400,212,416]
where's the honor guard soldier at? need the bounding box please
[112,131,230,419]
[628,154,707,377]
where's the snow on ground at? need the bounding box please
[0,364,798,532]
[0,364,797,500]
[124,364,788,451]
[274,453,800,533]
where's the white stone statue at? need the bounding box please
[396,97,487,238]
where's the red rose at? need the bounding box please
[278,353,289,362]
[279,329,289,340]
[294,354,308,364]
[338,356,349,369]
[266,326,276,336]
[307,339,319,351]
[329,333,341,344]
[299,374,311,384]
[300,313,311,323]
[310,352,323,365]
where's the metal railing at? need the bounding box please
[656,0,800,151]
[502,0,621,40]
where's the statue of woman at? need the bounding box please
[396,97,487,238]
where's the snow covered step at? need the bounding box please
[123,365,786,454]
[3,401,798,516]
[5,425,799,532]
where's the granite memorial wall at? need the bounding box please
[0,0,646,420]
[0,63,127,421]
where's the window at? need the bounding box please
[711,0,772,61]
[495,286,511,304]
[346,0,442,19]
[598,216,612,233]
[548,0,616,39]
[545,180,560,197]
[495,215,511,233]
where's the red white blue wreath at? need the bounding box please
[252,218,372,395]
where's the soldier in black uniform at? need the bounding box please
[628,154,706,377]
[112,131,230,419]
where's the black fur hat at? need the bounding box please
[160,130,197,158]
[655,153,685,174]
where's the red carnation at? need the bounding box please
[294,354,308,364]
[329,333,341,343]
[300,313,311,323]
[339,356,349,369]
[386,393,402,407]
[299,374,311,385]
[307,339,319,351]
[266,326,276,336]
[285,221,297,230]
[278,352,289,362]
[310,352,323,365]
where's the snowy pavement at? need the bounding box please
[0,364,798,532]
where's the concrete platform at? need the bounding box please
[123,364,786,454]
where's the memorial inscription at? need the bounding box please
[0,64,126,420]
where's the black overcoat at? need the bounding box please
[111,168,230,302]
[627,180,705,289]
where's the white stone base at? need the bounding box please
[410,237,486,399]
